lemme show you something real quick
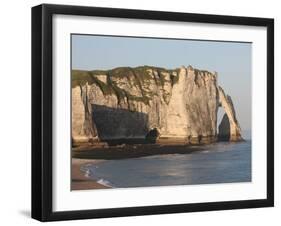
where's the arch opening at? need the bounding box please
[217,105,232,141]
[218,113,231,141]
[145,128,160,144]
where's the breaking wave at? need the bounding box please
[96,178,115,188]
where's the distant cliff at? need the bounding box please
[72,65,242,144]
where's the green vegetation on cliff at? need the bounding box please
[72,66,180,105]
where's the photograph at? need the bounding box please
[30,3,274,222]
[71,34,252,190]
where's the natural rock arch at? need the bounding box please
[217,87,242,141]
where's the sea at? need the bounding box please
[82,139,252,188]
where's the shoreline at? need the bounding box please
[72,143,205,160]
[71,141,250,190]
[71,158,111,190]
[71,143,200,190]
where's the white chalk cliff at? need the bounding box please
[72,66,243,144]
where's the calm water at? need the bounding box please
[83,141,251,188]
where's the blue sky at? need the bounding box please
[72,34,252,132]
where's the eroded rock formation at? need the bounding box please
[72,66,243,144]
[218,87,243,141]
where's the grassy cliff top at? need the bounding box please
[72,66,217,106]
[72,66,182,105]
[72,66,178,82]
[72,66,180,103]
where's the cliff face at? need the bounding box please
[72,66,242,144]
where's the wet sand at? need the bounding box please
[72,143,203,160]
[71,158,110,190]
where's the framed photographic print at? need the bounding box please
[31,4,274,221]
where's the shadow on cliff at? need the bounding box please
[92,104,158,145]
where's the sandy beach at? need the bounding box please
[71,158,110,190]
[71,144,202,190]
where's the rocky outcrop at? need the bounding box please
[165,66,219,144]
[218,87,243,141]
[72,85,99,142]
[72,66,243,144]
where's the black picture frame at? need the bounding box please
[32,3,274,222]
